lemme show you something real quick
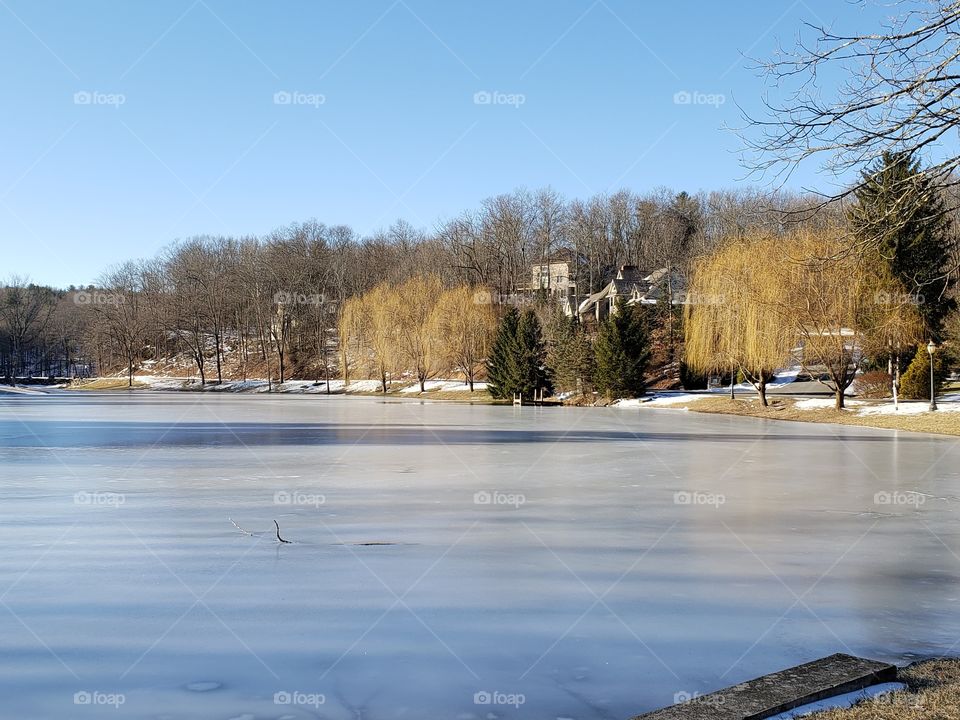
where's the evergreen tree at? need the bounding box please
[517,309,551,397]
[486,306,521,399]
[594,300,650,398]
[849,151,956,338]
[899,344,948,400]
[545,310,593,394]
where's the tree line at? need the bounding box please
[1,185,828,384]
[2,170,958,397]
[685,152,959,409]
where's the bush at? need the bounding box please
[899,345,948,400]
[679,361,708,390]
[853,370,892,399]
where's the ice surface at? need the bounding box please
[0,391,958,719]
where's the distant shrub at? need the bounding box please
[679,362,707,390]
[899,345,948,400]
[853,370,893,399]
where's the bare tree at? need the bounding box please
[0,276,56,378]
[742,0,960,260]
[95,262,155,387]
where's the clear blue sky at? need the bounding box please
[1,0,885,288]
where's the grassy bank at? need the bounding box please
[812,659,960,719]
[664,396,960,437]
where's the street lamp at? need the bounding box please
[927,340,938,412]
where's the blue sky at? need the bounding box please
[1,0,886,288]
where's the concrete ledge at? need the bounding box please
[631,654,897,720]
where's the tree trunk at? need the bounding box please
[757,377,768,407]
[214,328,223,383]
[835,389,845,410]
[892,344,901,410]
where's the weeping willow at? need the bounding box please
[686,229,924,409]
[684,234,792,406]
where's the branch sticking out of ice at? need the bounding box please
[274,519,292,544]
[228,517,293,544]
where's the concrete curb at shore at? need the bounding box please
[631,654,897,720]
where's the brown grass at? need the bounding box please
[806,659,960,720]
[666,396,960,437]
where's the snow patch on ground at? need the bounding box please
[765,682,907,720]
[858,400,960,415]
[132,375,488,396]
[399,380,486,393]
[794,398,847,410]
[792,395,960,416]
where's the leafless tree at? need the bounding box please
[741,0,960,260]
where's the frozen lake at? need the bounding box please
[1,392,958,719]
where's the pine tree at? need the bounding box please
[594,300,650,398]
[545,311,593,394]
[486,306,521,399]
[849,151,956,338]
[899,344,948,400]
[517,309,551,397]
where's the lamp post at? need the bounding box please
[927,340,938,412]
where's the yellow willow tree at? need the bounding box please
[339,283,397,392]
[774,229,922,410]
[430,285,498,391]
[684,234,791,406]
[858,263,925,406]
[391,275,445,392]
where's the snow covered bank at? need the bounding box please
[125,375,489,397]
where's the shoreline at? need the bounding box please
[63,376,500,403]
[44,376,960,436]
[630,393,960,438]
[789,657,959,720]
